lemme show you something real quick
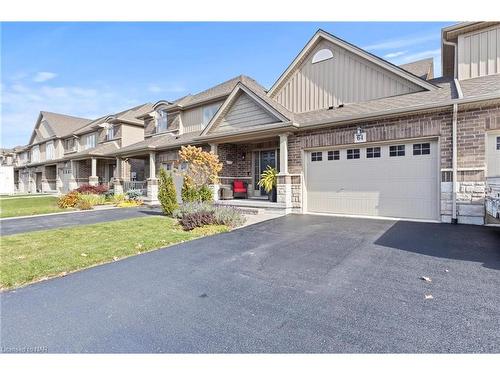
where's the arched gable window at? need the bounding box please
[312,48,334,64]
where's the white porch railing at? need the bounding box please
[123,180,147,195]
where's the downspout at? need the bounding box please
[444,33,460,224]
[451,78,463,224]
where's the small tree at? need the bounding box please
[158,168,178,215]
[181,175,199,203]
[178,145,222,188]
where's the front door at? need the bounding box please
[254,150,277,196]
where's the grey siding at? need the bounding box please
[182,100,224,133]
[272,39,424,113]
[214,93,278,133]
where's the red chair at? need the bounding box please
[232,179,248,199]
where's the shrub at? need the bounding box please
[213,206,246,228]
[75,184,109,195]
[112,193,126,205]
[126,189,143,201]
[181,175,199,203]
[173,201,214,219]
[158,169,178,215]
[116,200,143,208]
[179,210,216,231]
[78,193,106,207]
[178,145,222,187]
[174,202,245,230]
[198,185,213,202]
[76,199,93,210]
[57,191,81,208]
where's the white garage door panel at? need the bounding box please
[306,142,438,220]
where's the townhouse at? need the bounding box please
[10,21,500,224]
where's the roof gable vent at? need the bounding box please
[312,48,333,64]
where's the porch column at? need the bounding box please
[209,143,220,201]
[68,160,78,191]
[56,164,63,194]
[89,157,99,186]
[114,157,123,195]
[41,166,51,193]
[146,151,159,205]
[277,133,293,211]
[278,133,289,175]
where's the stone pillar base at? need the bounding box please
[277,174,293,213]
[145,178,159,205]
[68,178,78,192]
[41,178,51,193]
[113,178,123,195]
[210,184,220,201]
[89,176,99,186]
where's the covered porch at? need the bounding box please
[209,132,302,212]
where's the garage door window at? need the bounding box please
[389,145,405,157]
[413,143,430,155]
[311,152,323,161]
[327,150,340,160]
[366,147,381,158]
[346,149,360,159]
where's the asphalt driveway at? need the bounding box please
[0,206,163,235]
[1,215,499,353]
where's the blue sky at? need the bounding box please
[1,22,454,147]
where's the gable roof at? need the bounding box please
[151,75,268,113]
[29,111,92,144]
[268,29,437,98]
[200,81,292,136]
[73,103,153,136]
[399,58,434,80]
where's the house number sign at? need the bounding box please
[354,128,366,143]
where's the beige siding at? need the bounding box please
[121,124,145,147]
[182,100,224,133]
[458,25,500,80]
[272,39,424,113]
[214,93,278,133]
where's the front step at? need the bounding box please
[214,199,288,215]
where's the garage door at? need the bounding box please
[305,140,438,220]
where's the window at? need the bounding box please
[413,143,430,155]
[497,136,500,150]
[312,48,334,64]
[31,146,40,162]
[389,145,405,157]
[366,147,381,158]
[202,103,222,126]
[107,125,115,140]
[19,152,27,164]
[311,151,323,162]
[83,133,96,150]
[347,149,360,159]
[157,110,168,133]
[46,141,54,160]
[327,150,340,160]
[65,138,76,151]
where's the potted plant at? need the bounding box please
[258,166,278,202]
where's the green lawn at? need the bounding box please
[1,216,228,289]
[0,196,73,218]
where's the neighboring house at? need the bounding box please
[9,21,500,225]
[0,148,16,194]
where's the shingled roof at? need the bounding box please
[38,111,92,138]
[399,58,434,80]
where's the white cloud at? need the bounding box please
[390,49,441,65]
[363,34,439,51]
[0,80,140,147]
[33,71,58,83]
[384,51,407,59]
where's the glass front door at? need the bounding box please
[254,150,277,196]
